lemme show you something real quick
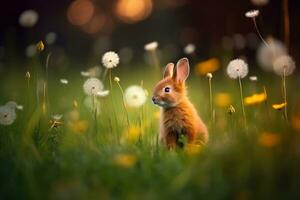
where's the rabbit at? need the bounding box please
[152,58,208,149]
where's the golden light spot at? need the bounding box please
[195,58,220,76]
[215,93,231,108]
[122,125,141,144]
[82,12,107,34]
[68,120,89,134]
[67,0,95,26]
[292,116,300,131]
[244,92,267,106]
[272,102,287,110]
[114,0,153,24]
[113,153,137,168]
[258,132,281,148]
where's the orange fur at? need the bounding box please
[152,58,208,149]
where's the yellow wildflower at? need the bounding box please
[195,58,220,76]
[36,40,45,52]
[244,92,267,105]
[215,93,231,108]
[122,125,141,144]
[258,132,281,148]
[185,143,202,155]
[113,153,137,168]
[272,102,287,110]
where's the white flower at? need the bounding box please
[226,59,249,79]
[60,79,68,84]
[97,90,110,97]
[245,10,259,18]
[52,114,63,120]
[16,105,24,110]
[257,37,287,72]
[114,77,120,82]
[184,44,196,55]
[0,105,16,125]
[273,55,296,76]
[102,51,120,69]
[124,85,147,108]
[45,32,57,45]
[144,41,158,51]
[251,0,269,6]
[83,96,101,114]
[19,10,39,28]
[249,76,258,81]
[81,71,90,77]
[83,78,104,95]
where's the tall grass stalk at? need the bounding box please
[115,80,130,129]
[150,50,160,79]
[208,75,214,125]
[282,68,288,121]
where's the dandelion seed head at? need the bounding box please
[102,51,120,69]
[83,78,104,95]
[25,44,36,57]
[25,71,31,79]
[124,85,147,108]
[206,73,213,79]
[81,71,90,77]
[273,55,296,76]
[183,43,196,55]
[114,77,120,82]
[144,41,158,51]
[257,37,287,71]
[226,59,249,79]
[19,10,39,28]
[249,76,258,81]
[52,114,63,120]
[245,10,259,18]
[0,105,16,126]
[60,79,69,84]
[87,66,102,77]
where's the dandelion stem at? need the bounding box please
[282,68,288,122]
[283,0,290,51]
[102,68,108,81]
[208,77,214,125]
[252,18,270,50]
[116,81,130,129]
[238,76,247,128]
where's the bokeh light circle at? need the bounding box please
[67,0,95,26]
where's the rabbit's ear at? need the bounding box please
[174,58,190,82]
[163,63,174,78]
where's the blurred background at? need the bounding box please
[0,0,299,72]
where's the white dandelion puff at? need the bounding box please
[96,90,110,97]
[144,41,158,51]
[183,44,196,55]
[273,55,296,76]
[245,10,259,18]
[227,59,249,79]
[25,44,36,57]
[45,32,57,45]
[102,51,120,69]
[19,10,38,28]
[124,85,147,108]
[249,76,258,81]
[0,105,16,126]
[206,73,213,79]
[257,37,287,71]
[52,114,63,120]
[60,79,68,84]
[114,77,120,82]
[16,105,24,110]
[83,78,104,96]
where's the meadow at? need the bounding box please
[1,2,300,199]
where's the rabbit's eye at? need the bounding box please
[164,87,171,93]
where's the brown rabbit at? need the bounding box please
[152,58,208,149]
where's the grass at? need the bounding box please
[0,59,300,200]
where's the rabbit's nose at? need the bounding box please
[152,96,157,103]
